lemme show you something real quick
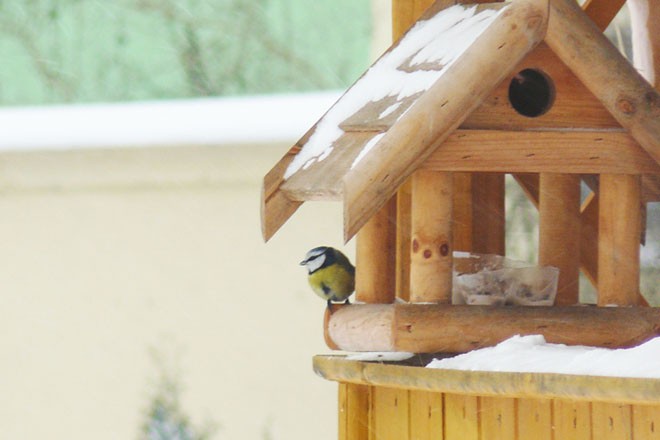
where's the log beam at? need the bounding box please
[545,0,660,167]
[325,304,660,353]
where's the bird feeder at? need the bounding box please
[262,0,660,437]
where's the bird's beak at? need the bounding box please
[299,259,307,266]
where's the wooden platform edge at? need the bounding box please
[313,355,660,405]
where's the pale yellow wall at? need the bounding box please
[0,144,354,440]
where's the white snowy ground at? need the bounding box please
[426,334,660,379]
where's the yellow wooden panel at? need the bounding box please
[518,398,552,440]
[372,386,410,440]
[592,402,633,440]
[409,390,443,440]
[479,396,516,440]
[339,383,370,440]
[633,404,660,440]
[553,399,592,440]
[444,393,479,440]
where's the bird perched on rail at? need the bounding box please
[300,246,355,307]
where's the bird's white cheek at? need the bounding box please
[306,254,325,273]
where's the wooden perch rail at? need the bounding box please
[324,304,660,353]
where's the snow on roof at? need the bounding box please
[0,91,341,151]
[427,335,660,379]
[283,4,507,179]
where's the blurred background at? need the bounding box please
[0,1,656,440]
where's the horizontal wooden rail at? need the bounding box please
[314,355,660,405]
[324,304,660,353]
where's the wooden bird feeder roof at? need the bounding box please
[262,0,660,242]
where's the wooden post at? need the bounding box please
[598,174,642,306]
[392,0,437,303]
[539,173,581,305]
[355,198,397,303]
[410,171,453,303]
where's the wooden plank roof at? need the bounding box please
[262,0,660,242]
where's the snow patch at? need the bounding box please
[427,335,660,379]
[284,4,506,179]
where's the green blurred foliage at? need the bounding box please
[0,0,371,105]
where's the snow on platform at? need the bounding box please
[427,335,660,379]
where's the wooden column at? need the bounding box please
[539,173,581,305]
[410,171,453,303]
[598,174,642,306]
[392,0,437,302]
[355,198,397,303]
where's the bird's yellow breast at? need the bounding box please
[307,264,355,301]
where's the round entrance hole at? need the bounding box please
[508,68,555,117]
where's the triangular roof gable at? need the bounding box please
[262,0,549,241]
[262,0,660,242]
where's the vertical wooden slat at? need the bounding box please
[339,383,370,440]
[598,174,642,305]
[444,394,479,440]
[592,402,633,440]
[633,404,660,440]
[539,173,581,305]
[453,172,474,251]
[371,386,410,440]
[410,170,453,303]
[409,390,444,440]
[472,173,505,255]
[356,197,397,303]
[518,398,552,440]
[553,399,592,440]
[479,396,516,440]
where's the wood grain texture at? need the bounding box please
[356,197,397,302]
[338,383,370,440]
[633,404,660,440]
[325,303,660,353]
[539,173,581,305]
[342,0,549,239]
[422,129,660,174]
[463,43,619,130]
[409,390,443,440]
[545,0,660,166]
[410,170,453,303]
[580,192,599,288]
[316,356,660,405]
[598,174,643,305]
[518,398,553,440]
[553,400,593,439]
[444,393,479,440]
[371,386,410,440]
[582,0,626,31]
[480,396,516,440]
[592,402,633,440]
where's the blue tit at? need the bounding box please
[300,246,355,307]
